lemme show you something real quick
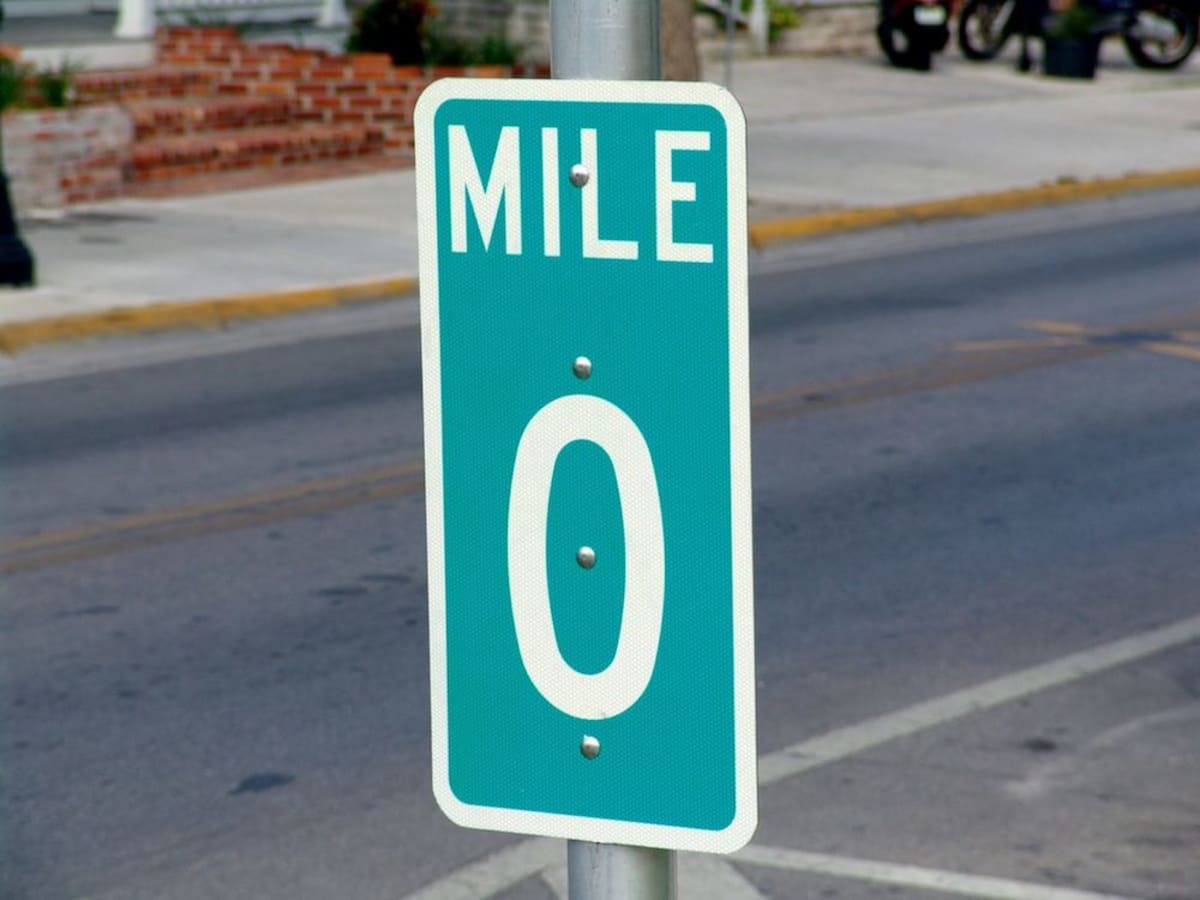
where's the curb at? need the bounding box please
[746,167,1200,248]
[2,166,1198,355]
[0,276,418,355]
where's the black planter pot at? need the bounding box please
[0,173,35,288]
[1042,35,1101,77]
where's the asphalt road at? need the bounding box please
[2,191,1199,899]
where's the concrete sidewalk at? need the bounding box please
[2,48,1199,350]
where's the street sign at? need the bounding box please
[415,78,755,854]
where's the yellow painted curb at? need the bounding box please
[3,166,1197,355]
[0,276,417,355]
[747,167,1200,249]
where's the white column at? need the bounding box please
[318,0,350,27]
[115,0,156,39]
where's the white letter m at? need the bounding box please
[448,125,522,255]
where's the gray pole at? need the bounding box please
[551,0,661,80]
[548,2,673,897]
[568,841,676,899]
[725,0,736,88]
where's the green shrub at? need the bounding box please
[346,0,523,68]
[0,57,30,112]
[695,0,801,44]
[754,0,800,43]
[477,34,521,66]
[347,0,432,65]
[1,57,77,111]
[1044,0,1100,37]
[424,28,476,65]
[35,59,79,109]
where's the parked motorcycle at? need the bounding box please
[878,0,954,69]
[957,0,1198,68]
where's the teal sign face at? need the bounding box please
[415,79,755,853]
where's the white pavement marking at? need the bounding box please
[684,852,772,900]
[1005,703,1200,800]
[735,845,1135,900]
[400,838,559,900]
[402,612,1200,898]
[757,613,1200,785]
[540,853,769,900]
[540,862,568,899]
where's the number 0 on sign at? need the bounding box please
[415,78,756,854]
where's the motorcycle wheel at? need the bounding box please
[1123,1,1198,67]
[878,13,935,69]
[957,0,1018,59]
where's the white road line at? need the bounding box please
[400,838,559,900]
[402,612,1200,898]
[540,862,568,899]
[734,844,1134,900]
[684,853,772,900]
[757,613,1200,785]
[1005,703,1200,800]
[541,854,769,900]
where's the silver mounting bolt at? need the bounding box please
[580,735,601,759]
[569,164,590,188]
[576,546,596,569]
[573,356,592,380]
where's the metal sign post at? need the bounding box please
[550,0,661,81]
[725,1,736,87]
[551,3,672,897]
[569,839,677,899]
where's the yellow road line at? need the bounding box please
[952,337,1076,352]
[5,306,1199,574]
[1021,314,1200,363]
[1140,341,1200,363]
[1024,319,1096,336]
[1127,309,1200,334]
[0,473,424,575]
[751,342,1114,422]
[0,462,422,555]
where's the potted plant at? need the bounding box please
[1042,0,1103,77]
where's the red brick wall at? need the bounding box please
[2,105,133,211]
[7,28,548,211]
[153,27,546,161]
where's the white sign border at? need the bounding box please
[415,77,755,855]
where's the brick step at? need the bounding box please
[75,67,218,103]
[128,123,388,184]
[128,96,298,140]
